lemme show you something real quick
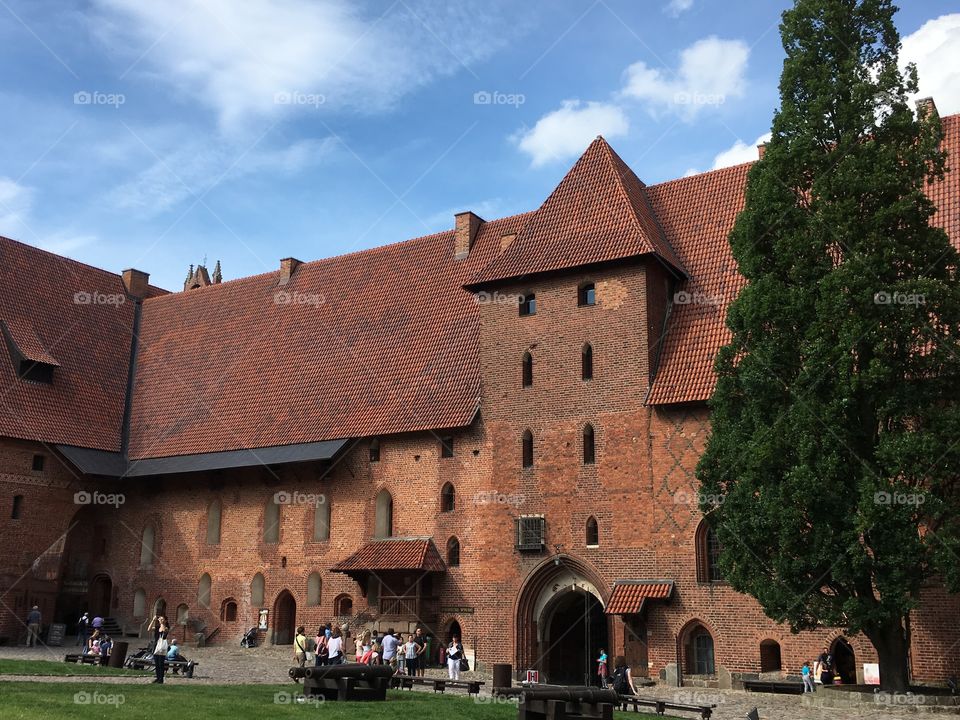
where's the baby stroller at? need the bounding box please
[240,627,258,648]
[123,643,155,668]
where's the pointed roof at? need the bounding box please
[330,537,446,578]
[470,137,685,286]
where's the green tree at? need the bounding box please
[697,0,960,692]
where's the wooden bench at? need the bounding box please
[620,695,715,719]
[742,680,803,695]
[126,657,197,677]
[390,675,485,695]
[64,653,102,665]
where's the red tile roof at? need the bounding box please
[0,236,163,451]
[330,537,446,573]
[646,113,960,405]
[471,137,685,287]
[605,580,674,615]
[127,214,531,459]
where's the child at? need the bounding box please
[801,661,815,693]
[597,648,609,688]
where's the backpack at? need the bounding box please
[612,665,630,695]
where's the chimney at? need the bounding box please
[278,257,302,286]
[454,212,483,259]
[122,268,150,298]
[915,97,939,120]
[757,142,767,159]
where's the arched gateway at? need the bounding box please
[515,556,609,685]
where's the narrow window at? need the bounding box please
[264,497,280,543]
[522,430,534,469]
[206,499,222,545]
[11,495,23,519]
[307,573,322,606]
[582,343,593,380]
[314,498,331,541]
[369,439,380,462]
[251,573,265,607]
[221,599,238,622]
[447,537,461,567]
[440,482,455,512]
[519,293,537,316]
[375,489,393,538]
[440,435,454,458]
[583,424,595,465]
[586,516,599,546]
[522,352,533,388]
[578,282,596,306]
[139,525,157,566]
[696,520,724,583]
[198,573,211,608]
[31,454,45,472]
[133,589,146,618]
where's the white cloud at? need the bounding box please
[664,0,693,18]
[900,13,960,116]
[91,0,514,130]
[513,100,629,167]
[710,133,771,170]
[0,178,35,238]
[620,36,749,120]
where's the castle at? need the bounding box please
[1,101,957,686]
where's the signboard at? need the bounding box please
[439,607,475,615]
[258,609,268,630]
[863,663,880,685]
[525,670,539,684]
[46,623,65,646]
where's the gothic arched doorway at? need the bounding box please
[273,590,297,645]
[89,575,112,617]
[831,637,857,684]
[515,555,609,685]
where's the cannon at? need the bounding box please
[292,663,395,701]
[497,685,619,720]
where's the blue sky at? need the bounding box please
[1,0,958,290]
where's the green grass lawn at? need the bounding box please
[0,658,150,677]
[0,682,664,720]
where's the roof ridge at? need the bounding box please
[0,234,127,282]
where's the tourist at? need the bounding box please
[611,656,637,698]
[76,612,90,646]
[326,626,344,664]
[315,627,328,666]
[446,636,464,680]
[148,614,169,684]
[381,627,399,668]
[371,632,383,665]
[597,648,609,688]
[166,638,185,663]
[86,628,101,655]
[816,647,834,685]
[100,634,113,662]
[403,634,418,675]
[294,626,308,667]
[25,605,41,647]
[801,661,815,693]
[91,615,104,632]
[413,627,427,676]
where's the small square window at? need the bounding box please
[519,294,537,316]
[32,454,45,472]
[578,283,595,306]
[441,436,454,458]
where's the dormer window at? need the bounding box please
[18,361,55,384]
[2,320,59,385]
[578,283,595,306]
[519,293,537,316]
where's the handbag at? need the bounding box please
[154,638,169,655]
[459,657,469,672]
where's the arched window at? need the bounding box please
[440,482,455,512]
[369,439,380,462]
[334,594,353,617]
[522,352,533,387]
[375,489,393,538]
[586,516,599,546]
[176,603,189,625]
[198,573,211,608]
[696,520,723,583]
[519,292,536,316]
[314,498,331,541]
[760,639,782,673]
[447,537,461,567]
[251,573,265,607]
[220,598,238,622]
[139,525,157,567]
[307,572,322,606]
[11,495,23,519]
[133,588,146,618]
[264,496,280,543]
[522,430,534,468]
[583,424,595,465]
[578,282,596,306]
[206,499,222,544]
[582,343,593,380]
[684,623,716,675]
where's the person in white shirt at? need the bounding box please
[446,636,465,680]
[326,626,344,664]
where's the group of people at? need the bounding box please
[801,647,841,692]
[597,650,639,696]
[293,624,469,680]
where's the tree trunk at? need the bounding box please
[864,619,910,692]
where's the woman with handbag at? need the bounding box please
[148,615,169,684]
[446,636,465,680]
